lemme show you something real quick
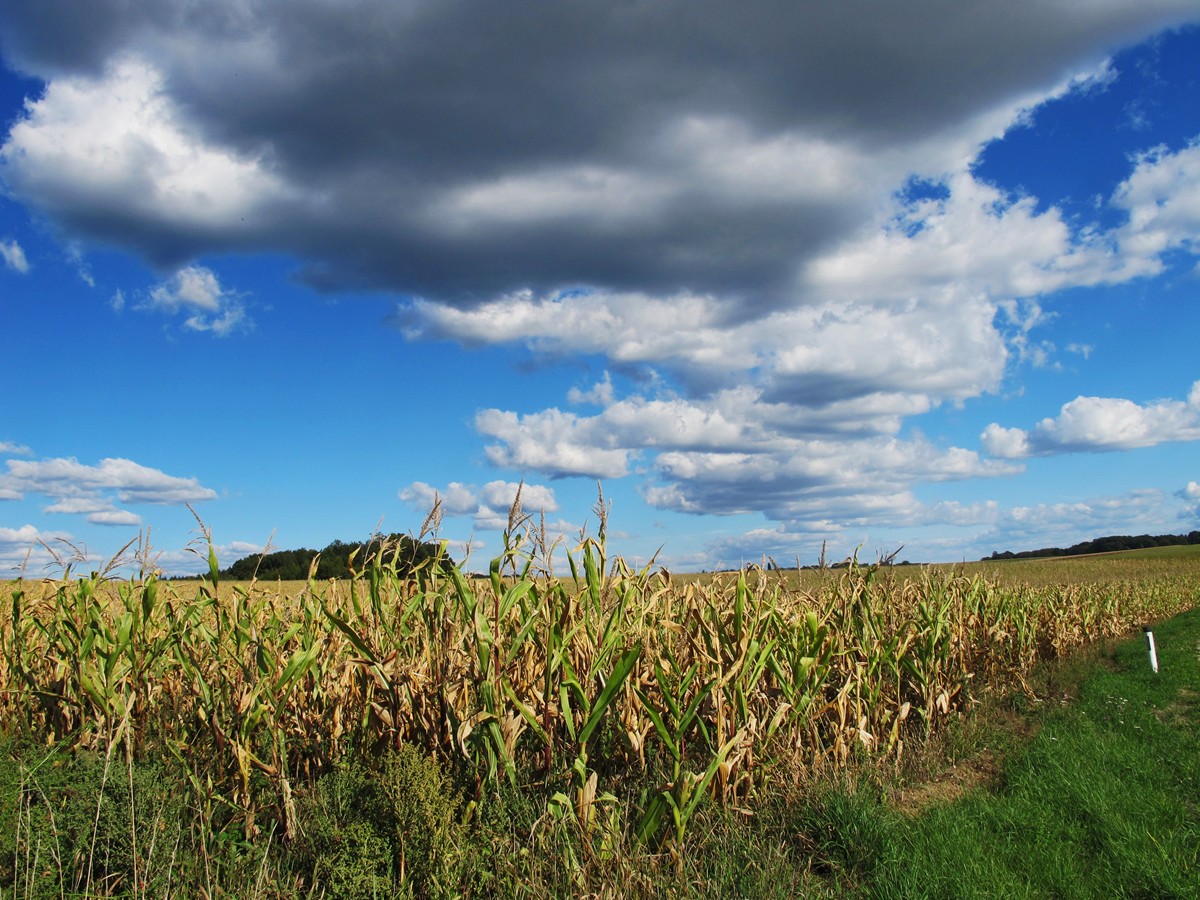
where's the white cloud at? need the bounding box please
[0,441,33,457]
[480,480,558,514]
[983,381,1200,457]
[568,372,615,408]
[400,481,480,517]
[1,456,217,528]
[644,435,1016,530]
[399,478,559,532]
[1179,481,1200,520]
[1,55,287,237]
[971,488,1186,554]
[0,524,75,574]
[149,265,225,312]
[477,408,634,479]
[144,265,250,335]
[145,539,268,577]
[43,496,142,526]
[805,173,1121,304]
[980,423,1032,459]
[0,239,29,273]
[183,303,250,337]
[1111,141,1200,269]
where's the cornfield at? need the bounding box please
[3,504,1197,873]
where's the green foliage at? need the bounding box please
[221,533,453,581]
[986,530,1200,561]
[295,745,468,900]
[0,740,191,898]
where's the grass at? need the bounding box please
[795,607,1200,898]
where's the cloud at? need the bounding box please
[1,239,29,272]
[148,265,225,312]
[399,479,559,532]
[1,455,217,526]
[42,496,142,526]
[0,55,287,260]
[982,381,1200,457]
[0,523,74,574]
[971,488,1187,554]
[1110,140,1200,269]
[146,539,266,577]
[142,265,251,335]
[705,483,1195,567]
[0,441,33,457]
[2,1,1195,300]
[980,424,1031,459]
[1180,481,1200,520]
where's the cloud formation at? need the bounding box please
[2,1,1195,299]
[0,523,72,573]
[982,381,1200,458]
[399,479,559,532]
[143,265,250,335]
[1,454,217,526]
[0,238,28,272]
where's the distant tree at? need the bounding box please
[220,534,453,580]
[984,532,1196,561]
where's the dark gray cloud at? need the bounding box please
[2,0,1196,303]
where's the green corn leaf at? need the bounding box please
[681,729,744,821]
[578,644,641,747]
[502,681,551,748]
[634,689,680,760]
[323,606,381,668]
[274,644,319,697]
[635,792,670,845]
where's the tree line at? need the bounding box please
[219,534,452,581]
[984,531,1200,561]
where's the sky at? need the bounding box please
[2,1,1199,577]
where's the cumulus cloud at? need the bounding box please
[1180,481,1200,520]
[142,265,250,335]
[1,455,217,526]
[0,441,32,457]
[0,523,74,574]
[1,239,29,272]
[2,1,1195,300]
[0,55,287,258]
[1111,141,1200,270]
[982,381,1200,457]
[399,479,559,531]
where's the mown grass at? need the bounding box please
[794,607,1200,898]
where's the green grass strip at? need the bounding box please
[808,609,1200,899]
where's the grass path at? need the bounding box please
[805,608,1200,898]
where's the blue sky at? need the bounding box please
[2,3,1199,576]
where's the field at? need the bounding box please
[2,524,1198,897]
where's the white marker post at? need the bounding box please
[1143,626,1158,674]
